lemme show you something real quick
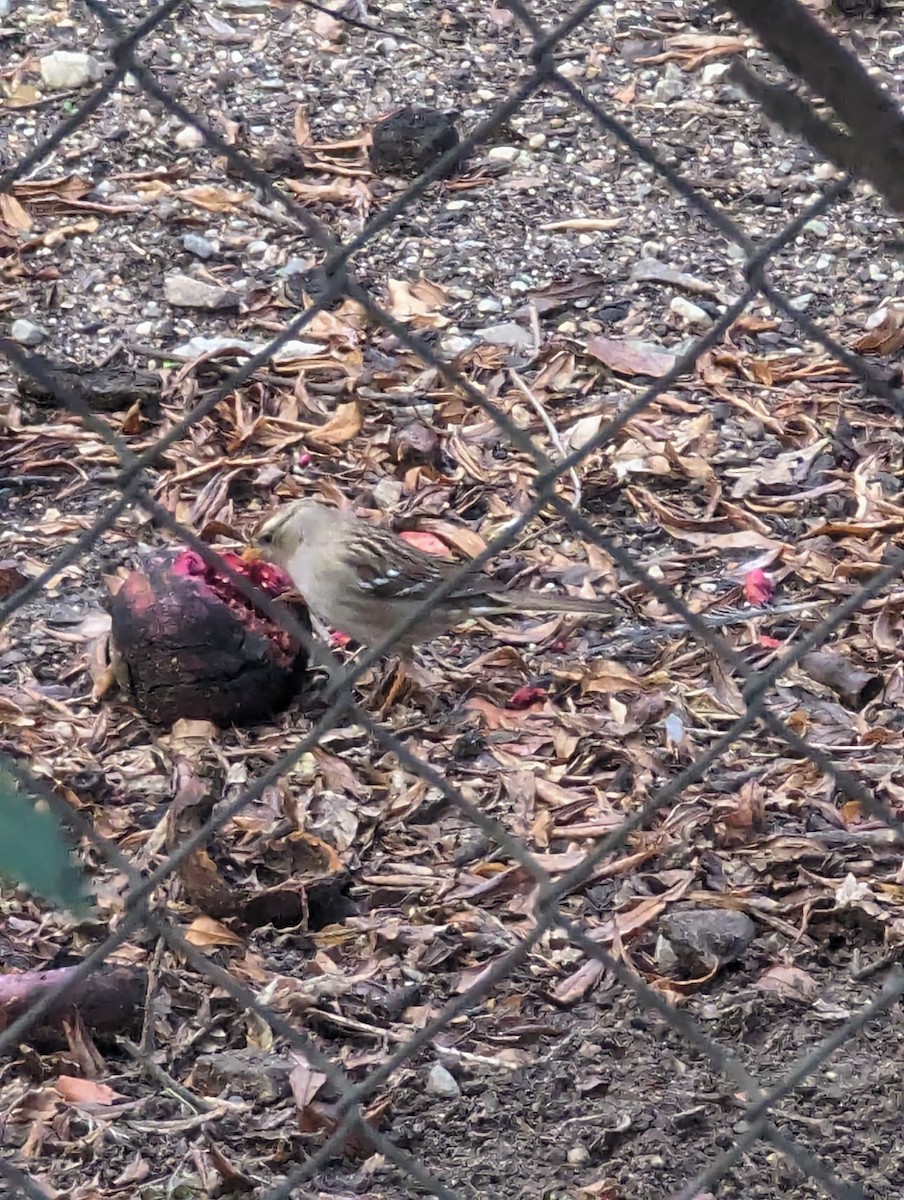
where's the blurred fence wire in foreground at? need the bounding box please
[3,0,904,1196]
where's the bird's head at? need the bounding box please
[251,499,335,566]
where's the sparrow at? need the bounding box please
[253,499,611,655]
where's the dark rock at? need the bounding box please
[369,106,461,178]
[659,906,756,974]
[191,1048,293,1102]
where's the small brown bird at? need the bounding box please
[253,499,611,656]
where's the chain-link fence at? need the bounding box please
[2,0,904,1196]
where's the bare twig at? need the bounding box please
[509,368,582,509]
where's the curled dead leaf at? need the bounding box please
[181,184,250,212]
[799,651,883,710]
[306,400,362,448]
[185,917,245,949]
[587,334,677,378]
[387,277,450,328]
[55,1076,125,1107]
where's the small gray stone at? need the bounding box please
[426,1064,460,1097]
[40,50,105,90]
[373,478,403,510]
[653,64,685,104]
[476,296,503,314]
[441,334,476,356]
[181,234,214,260]
[477,321,534,349]
[277,258,311,278]
[789,293,814,312]
[11,319,48,346]
[164,274,240,310]
[670,295,713,329]
[701,62,729,85]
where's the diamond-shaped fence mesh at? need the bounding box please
[2,0,904,1196]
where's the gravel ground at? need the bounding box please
[4,1,904,1198]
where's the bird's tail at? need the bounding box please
[470,589,612,617]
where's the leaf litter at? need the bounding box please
[3,0,904,1197]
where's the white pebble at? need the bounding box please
[40,50,104,90]
[670,295,713,329]
[175,124,205,150]
[701,62,729,84]
[488,146,519,163]
[11,319,48,346]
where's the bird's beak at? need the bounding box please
[241,544,263,563]
[247,515,276,556]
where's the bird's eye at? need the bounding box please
[257,530,273,547]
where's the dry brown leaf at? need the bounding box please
[729,313,781,337]
[2,80,42,108]
[756,965,820,1001]
[313,8,343,38]
[164,718,219,756]
[287,831,344,874]
[134,178,173,202]
[0,193,33,232]
[574,659,643,696]
[487,2,515,25]
[285,179,372,212]
[54,1076,124,1107]
[644,33,749,70]
[289,1056,328,1112]
[854,300,904,355]
[29,217,99,248]
[578,1179,619,1199]
[463,696,537,731]
[12,175,93,202]
[586,335,677,378]
[292,105,370,171]
[294,106,312,148]
[386,277,450,328]
[416,518,488,559]
[661,526,785,552]
[553,958,606,1004]
[181,184,250,212]
[306,399,362,447]
[185,916,245,948]
[565,413,605,453]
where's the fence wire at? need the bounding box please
[2,0,904,1197]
